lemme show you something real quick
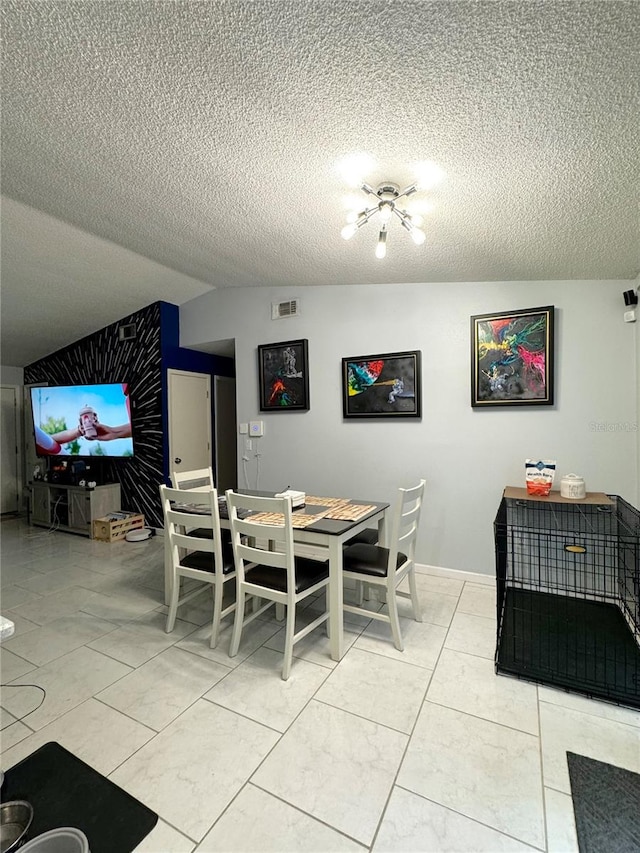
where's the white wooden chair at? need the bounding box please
[226,490,330,680]
[171,467,215,492]
[342,479,426,651]
[160,484,236,648]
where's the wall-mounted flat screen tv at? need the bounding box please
[30,383,134,457]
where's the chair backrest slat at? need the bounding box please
[171,467,215,492]
[226,490,296,594]
[386,479,426,576]
[160,483,223,569]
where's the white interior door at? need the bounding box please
[1,386,20,513]
[167,370,212,481]
[214,375,237,492]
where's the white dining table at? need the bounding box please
[164,493,388,662]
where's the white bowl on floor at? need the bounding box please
[20,827,89,853]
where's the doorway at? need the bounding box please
[214,376,237,491]
[167,370,212,481]
[1,386,20,513]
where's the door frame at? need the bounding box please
[166,369,212,481]
[1,384,22,514]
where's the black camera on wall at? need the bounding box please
[623,289,638,307]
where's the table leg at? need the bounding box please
[329,537,344,661]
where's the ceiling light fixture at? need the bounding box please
[341,181,428,258]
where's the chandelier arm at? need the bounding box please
[360,183,378,197]
[395,183,418,202]
[392,206,410,224]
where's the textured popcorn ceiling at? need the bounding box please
[1,0,639,365]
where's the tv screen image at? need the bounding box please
[30,383,134,458]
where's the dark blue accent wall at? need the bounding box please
[24,301,234,528]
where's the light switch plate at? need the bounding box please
[249,420,264,436]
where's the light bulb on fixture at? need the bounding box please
[339,165,443,257]
[375,227,387,259]
[378,201,393,223]
[410,227,426,245]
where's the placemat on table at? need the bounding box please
[324,503,376,521]
[248,510,330,528]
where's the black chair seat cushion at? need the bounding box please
[180,540,235,574]
[342,543,407,578]
[343,527,378,548]
[246,557,329,594]
[187,527,232,545]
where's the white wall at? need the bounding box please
[180,279,638,575]
[1,365,24,385]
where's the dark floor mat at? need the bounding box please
[497,588,640,708]
[567,752,640,853]
[1,741,157,853]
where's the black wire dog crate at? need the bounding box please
[494,489,640,709]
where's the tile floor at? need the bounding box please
[1,518,639,852]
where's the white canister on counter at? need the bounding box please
[560,474,586,499]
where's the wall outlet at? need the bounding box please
[249,420,264,436]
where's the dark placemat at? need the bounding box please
[567,752,640,853]
[1,742,157,853]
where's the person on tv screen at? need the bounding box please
[35,414,132,455]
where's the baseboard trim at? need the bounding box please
[415,562,494,586]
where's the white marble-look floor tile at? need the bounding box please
[316,647,432,733]
[2,613,118,666]
[1,610,40,638]
[1,647,36,681]
[79,584,163,623]
[539,701,640,793]
[427,648,539,734]
[1,563,46,589]
[204,646,329,732]
[1,698,155,775]
[97,646,231,731]
[355,616,448,670]
[252,700,408,846]
[373,787,537,852]
[444,611,496,659]
[0,584,44,610]
[88,610,195,667]
[12,564,107,596]
[413,571,464,597]
[110,699,279,842]
[397,588,459,627]
[264,618,362,670]
[4,646,131,730]
[133,820,195,852]
[196,783,365,852]
[397,701,545,849]
[156,597,213,627]
[538,684,640,728]
[457,582,497,618]
[10,585,107,625]
[544,787,579,853]
[0,706,32,750]
[175,613,281,667]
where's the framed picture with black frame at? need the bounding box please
[341,350,421,418]
[258,339,310,411]
[470,305,555,407]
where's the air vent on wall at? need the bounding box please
[271,299,300,320]
[118,323,137,341]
